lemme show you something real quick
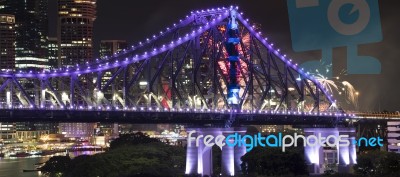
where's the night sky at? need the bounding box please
[48,0,400,112]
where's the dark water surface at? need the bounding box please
[0,151,101,177]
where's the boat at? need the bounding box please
[29,150,42,156]
[23,169,39,172]
[38,150,55,156]
[10,152,31,158]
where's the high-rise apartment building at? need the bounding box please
[58,0,97,140]
[0,14,15,70]
[58,0,96,67]
[48,37,59,70]
[99,40,127,88]
[99,40,127,59]
[0,0,49,71]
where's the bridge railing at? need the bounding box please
[0,104,354,118]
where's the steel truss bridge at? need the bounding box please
[0,6,393,126]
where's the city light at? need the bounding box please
[0,3,397,177]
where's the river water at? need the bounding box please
[0,151,101,177]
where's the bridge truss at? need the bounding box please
[0,7,341,125]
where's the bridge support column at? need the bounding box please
[221,131,235,177]
[233,128,247,175]
[185,127,247,177]
[338,128,357,173]
[304,129,323,174]
[304,128,356,175]
[6,90,11,107]
[40,80,46,108]
[70,76,75,108]
[185,129,198,174]
[198,135,213,176]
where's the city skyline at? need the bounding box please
[0,0,49,71]
[0,2,400,176]
[0,1,399,112]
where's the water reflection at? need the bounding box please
[0,151,102,177]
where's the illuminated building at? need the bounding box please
[0,0,49,71]
[15,122,58,141]
[0,14,15,70]
[94,123,119,146]
[0,122,16,142]
[95,123,118,137]
[59,122,96,139]
[47,37,59,70]
[99,40,127,99]
[58,0,97,139]
[99,40,127,59]
[388,122,400,153]
[58,0,96,66]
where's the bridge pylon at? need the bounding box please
[185,127,247,177]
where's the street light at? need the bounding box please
[139,81,148,90]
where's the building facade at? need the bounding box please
[58,0,97,140]
[388,122,400,153]
[0,122,16,143]
[58,0,96,67]
[0,14,15,70]
[15,122,58,141]
[59,122,95,139]
[99,40,127,59]
[0,0,49,71]
[98,40,127,101]
[47,37,59,70]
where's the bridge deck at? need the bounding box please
[0,109,349,126]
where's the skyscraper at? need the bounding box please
[0,0,49,71]
[99,40,127,88]
[0,14,15,70]
[97,40,127,139]
[58,0,97,141]
[47,37,59,70]
[58,0,96,67]
[99,40,127,59]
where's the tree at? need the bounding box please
[354,150,400,176]
[40,156,71,176]
[240,146,308,176]
[59,133,185,177]
[110,132,160,149]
